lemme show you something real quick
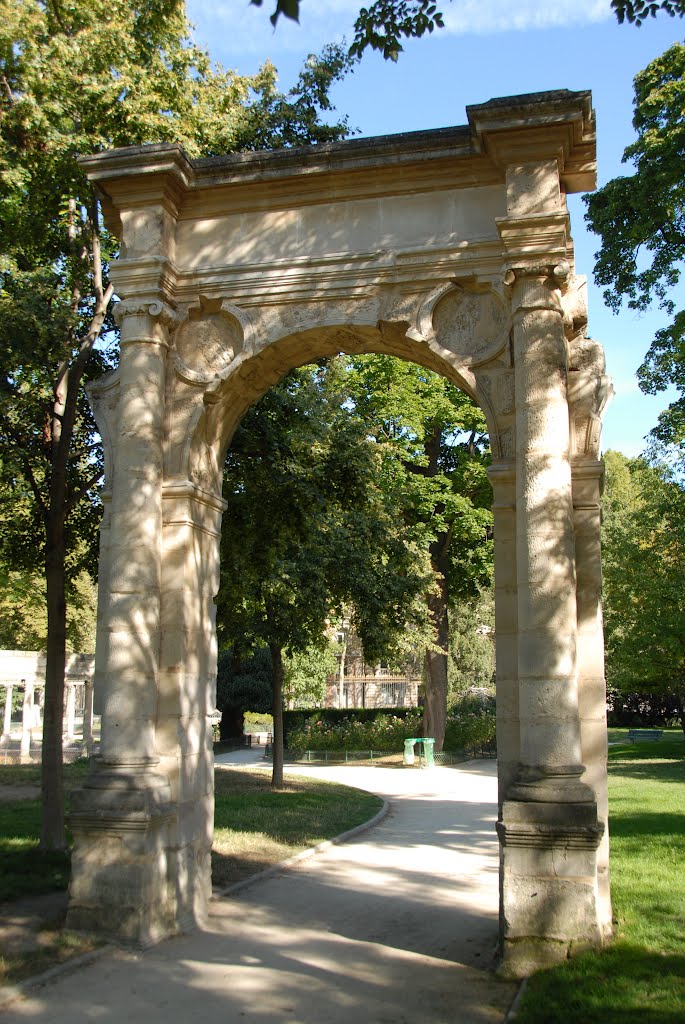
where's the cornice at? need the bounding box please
[79,89,596,236]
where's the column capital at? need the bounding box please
[114,298,180,344]
[504,261,570,316]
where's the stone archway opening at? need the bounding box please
[67,90,613,977]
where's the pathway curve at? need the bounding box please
[2,759,516,1023]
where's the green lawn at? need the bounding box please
[212,765,382,887]
[514,733,685,1024]
[0,761,382,901]
[0,759,90,901]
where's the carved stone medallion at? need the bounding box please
[174,310,243,381]
[432,287,508,366]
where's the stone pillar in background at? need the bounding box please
[82,679,94,755]
[68,300,175,946]
[497,264,604,976]
[20,680,33,758]
[65,683,76,742]
[1,684,12,744]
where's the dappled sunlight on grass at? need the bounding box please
[515,737,685,1023]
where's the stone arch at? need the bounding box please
[70,90,612,976]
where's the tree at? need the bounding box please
[448,589,495,701]
[217,362,432,786]
[585,42,685,451]
[344,355,493,749]
[0,0,353,847]
[254,0,685,62]
[283,643,338,708]
[601,449,685,733]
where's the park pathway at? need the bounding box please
[2,758,517,1023]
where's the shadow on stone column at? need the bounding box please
[67,759,177,947]
[497,767,605,977]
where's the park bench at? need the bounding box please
[627,729,662,743]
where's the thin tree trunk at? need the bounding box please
[270,642,285,789]
[40,512,67,850]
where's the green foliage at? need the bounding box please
[283,705,419,736]
[585,43,685,449]
[217,361,434,667]
[254,0,685,65]
[216,647,273,717]
[284,699,495,753]
[1,0,356,825]
[283,642,337,709]
[611,0,685,24]
[601,450,685,728]
[443,693,496,753]
[349,0,445,61]
[243,711,274,733]
[448,591,495,698]
[286,709,424,753]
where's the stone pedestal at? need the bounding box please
[498,793,604,976]
[67,760,175,946]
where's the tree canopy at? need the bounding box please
[217,360,434,783]
[585,42,685,451]
[0,0,354,843]
[601,449,685,732]
[253,0,685,61]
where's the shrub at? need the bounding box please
[287,709,423,753]
[443,693,496,753]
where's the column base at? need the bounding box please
[497,787,605,979]
[67,760,177,948]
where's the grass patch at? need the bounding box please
[514,736,685,1024]
[0,759,90,788]
[0,929,101,988]
[0,761,91,902]
[212,766,383,888]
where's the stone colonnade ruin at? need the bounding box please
[68,90,613,976]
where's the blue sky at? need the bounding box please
[187,0,684,456]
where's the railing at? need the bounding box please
[279,749,489,766]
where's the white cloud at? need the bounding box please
[441,0,611,36]
[187,0,614,60]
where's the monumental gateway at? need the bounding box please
[67,90,613,977]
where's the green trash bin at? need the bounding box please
[403,738,417,766]
[422,737,435,768]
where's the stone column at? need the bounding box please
[573,460,612,936]
[65,683,76,742]
[68,300,176,947]
[1,683,12,745]
[20,680,34,758]
[82,679,94,755]
[497,265,604,976]
[487,461,519,806]
[157,482,226,932]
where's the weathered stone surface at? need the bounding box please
[73,90,611,969]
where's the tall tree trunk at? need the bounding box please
[270,641,285,789]
[422,536,450,751]
[40,511,67,850]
